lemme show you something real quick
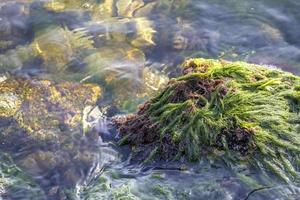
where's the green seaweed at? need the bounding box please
[118,58,300,183]
[152,184,171,199]
[0,151,45,199]
[111,184,138,200]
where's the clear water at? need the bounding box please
[0,0,300,199]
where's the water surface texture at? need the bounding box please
[0,0,300,199]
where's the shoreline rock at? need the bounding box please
[116,58,300,183]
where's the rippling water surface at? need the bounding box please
[0,0,300,199]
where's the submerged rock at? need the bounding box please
[116,58,300,183]
[0,75,101,135]
[0,2,32,52]
[0,75,102,198]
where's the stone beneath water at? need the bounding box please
[116,58,300,184]
[0,75,102,198]
[0,75,101,135]
[0,2,32,52]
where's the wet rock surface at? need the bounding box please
[0,75,102,198]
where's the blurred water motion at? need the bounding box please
[1,0,300,199]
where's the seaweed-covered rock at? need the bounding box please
[116,58,300,183]
[0,75,101,136]
[0,75,102,197]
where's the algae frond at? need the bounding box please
[117,58,300,183]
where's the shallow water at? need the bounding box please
[0,0,300,199]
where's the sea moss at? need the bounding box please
[116,58,300,183]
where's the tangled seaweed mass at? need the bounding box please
[117,58,300,183]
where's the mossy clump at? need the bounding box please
[116,58,300,183]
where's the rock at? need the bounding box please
[116,58,300,183]
[30,26,95,73]
[0,75,102,196]
[84,44,168,113]
[0,2,32,52]
[0,76,101,136]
